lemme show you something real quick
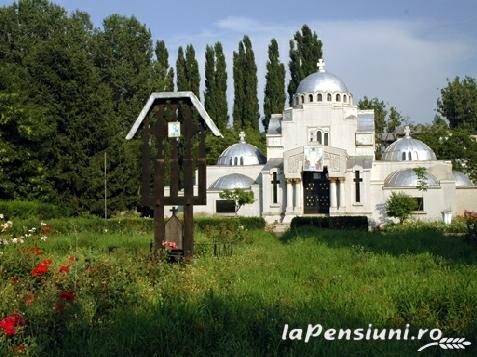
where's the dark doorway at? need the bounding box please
[303,168,330,214]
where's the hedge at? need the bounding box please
[290,216,369,230]
[0,200,68,220]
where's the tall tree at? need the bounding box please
[214,42,228,130]
[176,44,200,98]
[204,44,216,120]
[437,76,477,131]
[151,40,174,92]
[263,39,285,131]
[287,25,322,105]
[233,35,259,130]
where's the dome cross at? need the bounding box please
[239,131,246,143]
[317,58,326,72]
[404,125,411,137]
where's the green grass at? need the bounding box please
[1,223,476,356]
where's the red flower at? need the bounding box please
[0,313,25,337]
[59,291,75,302]
[41,225,52,234]
[67,255,75,262]
[31,264,49,277]
[59,265,70,273]
[41,259,53,265]
[28,247,42,256]
[55,303,63,312]
[24,293,36,305]
[11,276,19,285]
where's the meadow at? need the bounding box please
[1,217,476,356]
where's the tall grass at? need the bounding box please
[1,226,476,356]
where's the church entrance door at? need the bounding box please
[303,169,330,214]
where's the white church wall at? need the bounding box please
[455,188,477,215]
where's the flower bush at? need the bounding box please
[464,210,477,240]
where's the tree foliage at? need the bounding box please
[233,36,259,130]
[385,192,418,224]
[287,25,322,105]
[219,188,254,215]
[263,39,285,132]
[437,76,477,131]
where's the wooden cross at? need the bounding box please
[354,171,363,203]
[317,58,325,72]
[170,207,178,216]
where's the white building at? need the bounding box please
[194,59,477,225]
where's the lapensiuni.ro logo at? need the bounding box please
[281,324,471,352]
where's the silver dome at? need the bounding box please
[382,127,436,161]
[296,71,348,94]
[209,173,255,190]
[217,132,266,166]
[453,170,475,187]
[384,169,439,187]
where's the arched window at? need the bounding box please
[234,157,238,165]
[308,94,314,102]
[301,95,305,104]
[324,132,329,146]
[408,152,412,160]
[336,94,341,102]
[240,157,244,165]
[294,97,299,106]
[402,152,406,160]
[327,93,332,102]
[229,158,233,165]
[343,95,347,103]
[317,131,322,144]
[317,93,322,102]
[413,151,418,160]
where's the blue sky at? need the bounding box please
[2,0,477,124]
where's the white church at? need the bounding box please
[192,59,477,225]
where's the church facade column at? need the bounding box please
[330,178,337,209]
[338,177,346,210]
[286,179,294,213]
[294,179,302,213]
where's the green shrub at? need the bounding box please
[0,200,67,220]
[194,216,265,232]
[290,216,368,230]
[385,192,418,223]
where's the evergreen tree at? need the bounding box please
[358,96,387,135]
[287,25,322,105]
[233,36,259,130]
[386,106,403,133]
[214,42,228,130]
[152,40,174,92]
[263,39,285,131]
[185,44,200,98]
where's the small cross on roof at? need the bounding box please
[317,58,326,72]
[239,131,246,143]
[404,125,411,137]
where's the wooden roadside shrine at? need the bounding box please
[126,92,222,258]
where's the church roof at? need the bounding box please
[295,60,348,94]
[261,158,283,172]
[217,132,266,166]
[381,126,436,161]
[453,170,475,187]
[209,173,255,190]
[384,169,439,187]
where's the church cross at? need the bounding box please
[317,58,326,72]
[170,207,178,216]
[271,172,280,204]
[353,171,363,203]
[239,131,246,143]
[404,125,411,137]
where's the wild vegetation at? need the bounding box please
[1,214,476,355]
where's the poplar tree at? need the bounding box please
[214,42,228,130]
[204,44,216,120]
[176,46,187,91]
[233,36,259,130]
[185,44,200,99]
[152,40,174,92]
[263,39,285,131]
[287,25,322,105]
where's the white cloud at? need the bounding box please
[164,17,477,126]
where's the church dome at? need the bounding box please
[382,127,436,161]
[296,71,348,94]
[384,169,439,187]
[453,170,475,187]
[209,173,255,190]
[217,132,266,166]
